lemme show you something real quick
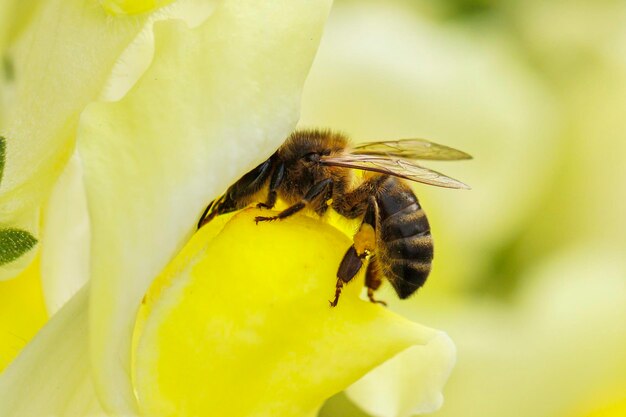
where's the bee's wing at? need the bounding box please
[352,139,472,160]
[321,155,471,189]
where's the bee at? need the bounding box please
[198,129,471,307]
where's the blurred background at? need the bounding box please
[299,1,626,416]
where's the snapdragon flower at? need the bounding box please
[0,1,455,416]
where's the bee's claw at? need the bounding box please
[367,295,387,306]
[329,279,343,308]
[254,216,277,224]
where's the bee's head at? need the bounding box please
[279,129,348,166]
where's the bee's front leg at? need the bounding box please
[256,162,285,210]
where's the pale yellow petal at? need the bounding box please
[78,1,332,412]
[416,247,626,417]
[100,0,216,102]
[346,332,456,417]
[0,0,147,279]
[0,287,108,417]
[40,152,90,315]
[0,0,41,76]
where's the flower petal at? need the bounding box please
[134,209,446,417]
[40,152,90,315]
[0,287,109,417]
[345,333,456,417]
[77,1,332,412]
[0,255,47,371]
[406,247,626,417]
[0,0,147,278]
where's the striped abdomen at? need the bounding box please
[376,177,433,299]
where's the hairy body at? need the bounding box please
[199,129,470,306]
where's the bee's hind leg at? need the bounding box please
[365,256,387,306]
[331,197,379,307]
[331,246,367,307]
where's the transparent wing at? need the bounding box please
[321,155,470,189]
[352,139,472,160]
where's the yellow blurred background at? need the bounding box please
[300,1,626,416]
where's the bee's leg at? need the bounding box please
[313,179,335,216]
[331,246,367,307]
[331,198,378,307]
[365,256,387,306]
[254,178,333,223]
[256,162,285,210]
[332,175,386,219]
[329,277,344,307]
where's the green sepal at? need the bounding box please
[0,228,38,266]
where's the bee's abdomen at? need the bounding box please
[376,178,433,299]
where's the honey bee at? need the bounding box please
[198,129,471,307]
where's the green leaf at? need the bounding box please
[0,135,5,185]
[0,228,37,266]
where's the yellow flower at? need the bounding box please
[134,209,454,417]
[0,1,456,416]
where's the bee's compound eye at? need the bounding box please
[303,152,321,162]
